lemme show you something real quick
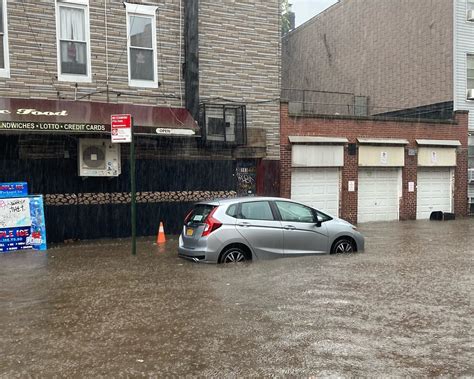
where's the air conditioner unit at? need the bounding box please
[205,110,236,142]
[78,139,121,177]
[469,168,474,182]
[467,9,474,22]
[468,88,474,100]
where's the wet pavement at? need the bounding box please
[0,219,473,377]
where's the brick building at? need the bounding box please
[0,0,280,242]
[280,103,469,224]
[282,0,474,215]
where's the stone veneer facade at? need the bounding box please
[199,0,281,159]
[1,0,281,159]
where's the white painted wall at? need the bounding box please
[454,0,474,208]
[454,0,474,131]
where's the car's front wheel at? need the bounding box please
[220,247,248,263]
[331,238,355,254]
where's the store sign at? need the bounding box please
[0,108,68,116]
[111,114,132,143]
[0,182,28,198]
[0,98,198,136]
[0,195,47,253]
[156,128,195,136]
[0,121,106,133]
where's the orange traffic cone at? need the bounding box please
[156,221,166,244]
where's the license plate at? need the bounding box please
[186,228,194,236]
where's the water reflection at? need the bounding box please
[0,219,472,377]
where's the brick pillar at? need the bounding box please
[454,149,469,217]
[340,145,358,224]
[454,111,469,217]
[280,103,291,198]
[400,147,417,220]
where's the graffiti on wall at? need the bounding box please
[236,160,257,196]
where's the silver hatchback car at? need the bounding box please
[178,197,365,263]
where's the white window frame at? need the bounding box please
[0,0,10,78]
[468,0,474,22]
[125,3,158,88]
[468,54,474,99]
[55,0,92,83]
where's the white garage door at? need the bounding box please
[358,168,400,222]
[291,168,340,216]
[417,168,452,219]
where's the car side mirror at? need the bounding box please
[315,220,322,227]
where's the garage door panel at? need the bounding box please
[291,168,340,216]
[416,169,451,219]
[358,168,400,223]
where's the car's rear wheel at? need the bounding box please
[220,247,248,263]
[331,238,355,254]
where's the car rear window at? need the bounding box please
[187,204,215,224]
[226,204,238,218]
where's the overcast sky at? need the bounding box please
[291,0,339,27]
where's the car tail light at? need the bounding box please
[201,207,222,237]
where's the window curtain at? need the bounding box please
[59,6,86,69]
[60,7,85,41]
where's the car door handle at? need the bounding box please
[237,222,251,227]
[284,225,296,230]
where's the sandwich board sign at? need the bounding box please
[0,182,47,253]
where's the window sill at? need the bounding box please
[128,80,158,89]
[58,74,92,83]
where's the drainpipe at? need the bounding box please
[184,0,199,121]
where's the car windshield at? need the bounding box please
[187,204,215,224]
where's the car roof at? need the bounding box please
[195,196,299,206]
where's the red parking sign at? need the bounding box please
[111,114,132,143]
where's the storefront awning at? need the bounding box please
[288,136,348,144]
[0,98,198,137]
[357,138,409,145]
[416,139,461,147]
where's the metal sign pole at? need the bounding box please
[130,117,137,255]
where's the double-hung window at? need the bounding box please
[125,3,158,88]
[0,0,10,78]
[468,55,474,98]
[56,0,91,82]
[468,0,474,21]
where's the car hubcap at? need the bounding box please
[335,241,353,253]
[224,251,246,263]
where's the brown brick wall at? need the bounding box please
[282,0,453,112]
[340,147,358,223]
[280,103,469,224]
[454,145,469,216]
[399,152,418,220]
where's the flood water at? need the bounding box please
[0,219,473,377]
